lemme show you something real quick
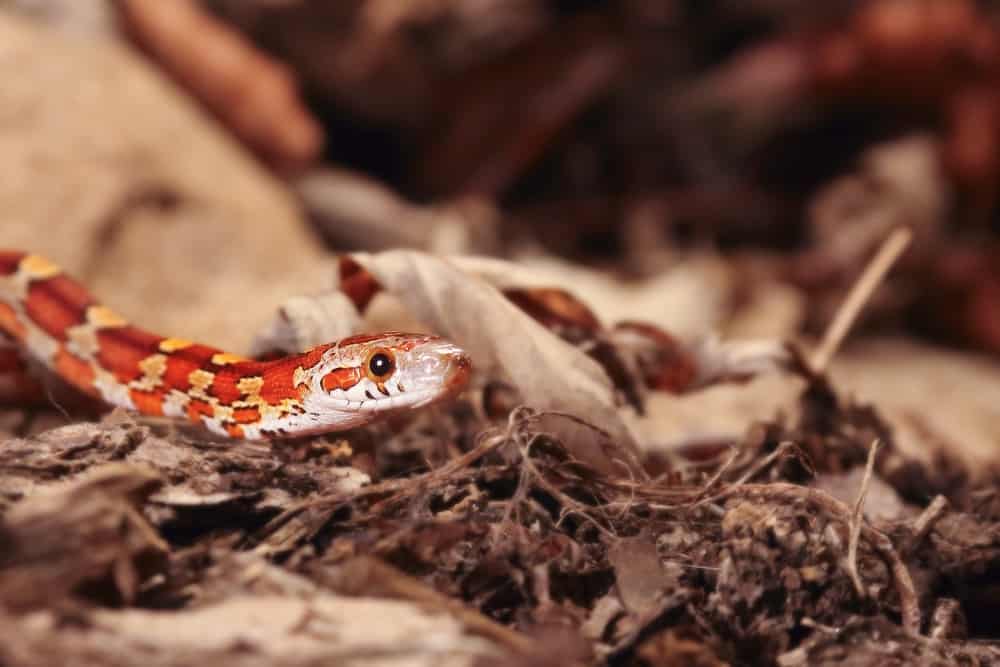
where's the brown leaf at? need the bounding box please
[608,536,670,618]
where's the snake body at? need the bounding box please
[0,251,471,439]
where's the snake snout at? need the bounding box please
[443,348,472,394]
[404,339,471,399]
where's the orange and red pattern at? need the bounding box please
[0,251,348,438]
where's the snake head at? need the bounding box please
[301,332,471,430]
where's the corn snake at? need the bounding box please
[0,251,471,439]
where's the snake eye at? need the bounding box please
[367,350,395,378]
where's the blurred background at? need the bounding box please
[3,0,1000,361]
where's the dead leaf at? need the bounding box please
[609,536,669,617]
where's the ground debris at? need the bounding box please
[0,462,166,610]
[777,617,1000,667]
[2,377,1000,665]
[0,581,498,667]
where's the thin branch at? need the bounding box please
[908,494,949,555]
[811,227,912,373]
[846,438,880,598]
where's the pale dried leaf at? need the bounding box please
[813,468,910,523]
[630,374,797,452]
[687,335,792,389]
[0,593,498,667]
[452,253,731,340]
[829,338,1000,472]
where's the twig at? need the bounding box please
[691,446,740,500]
[684,441,803,510]
[517,433,618,539]
[601,441,802,514]
[811,227,912,372]
[908,494,949,554]
[846,439,880,598]
[728,440,802,489]
[499,409,541,530]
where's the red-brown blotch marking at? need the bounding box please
[0,251,26,276]
[53,346,97,394]
[186,398,215,422]
[24,277,93,341]
[96,326,164,384]
[232,406,261,424]
[259,363,306,405]
[162,344,222,392]
[130,387,167,416]
[0,303,26,340]
[207,370,244,405]
[259,345,331,405]
[321,367,362,392]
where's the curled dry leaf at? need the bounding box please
[486,277,792,396]
[343,250,644,476]
[452,256,793,397]
[495,287,657,411]
[451,254,730,340]
[0,340,44,404]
